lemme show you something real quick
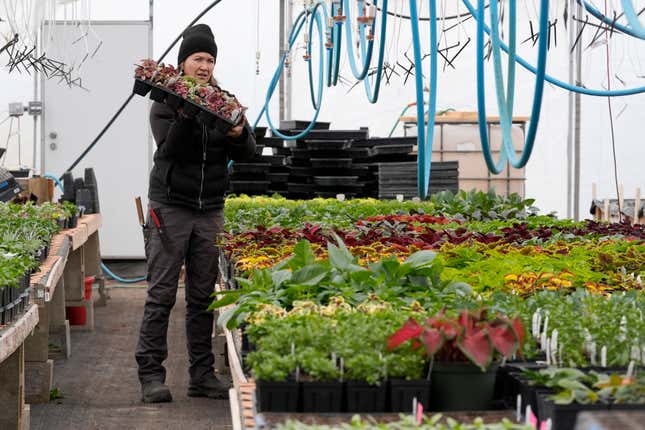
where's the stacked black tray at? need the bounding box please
[376,161,459,199]
[229,127,270,195]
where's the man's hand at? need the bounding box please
[227,117,246,138]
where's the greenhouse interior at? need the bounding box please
[1,1,645,429]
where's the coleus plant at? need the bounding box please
[387,309,526,371]
[134,59,246,124]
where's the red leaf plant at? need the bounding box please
[387,309,525,371]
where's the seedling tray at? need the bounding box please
[273,147,292,156]
[259,137,285,148]
[311,158,353,169]
[351,136,418,148]
[133,78,243,134]
[279,120,330,130]
[297,140,351,151]
[288,183,314,193]
[263,155,287,167]
[314,176,359,187]
[253,126,267,138]
[232,163,270,175]
[267,173,290,183]
[370,144,414,156]
[229,180,270,194]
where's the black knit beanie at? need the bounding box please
[177,24,218,65]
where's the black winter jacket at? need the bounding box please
[148,102,256,210]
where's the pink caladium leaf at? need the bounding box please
[421,328,445,356]
[488,321,519,358]
[457,326,493,371]
[387,318,423,350]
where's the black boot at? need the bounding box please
[141,381,172,403]
[188,373,229,399]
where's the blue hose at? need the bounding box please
[409,0,438,199]
[578,0,645,40]
[461,0,645,96]
[359,0,388,103]
[621,0,645,38]
[259,7,325,140]
[343,0,377,80]
[477,0,549,174]
[101,262,146,283]
[44,173,64,192]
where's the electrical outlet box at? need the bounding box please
[9,102,24,117]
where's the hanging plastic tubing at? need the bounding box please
[357,0,389,103]
[483,0,549,172]
[577,0,645,40]
[342,0,377,80]
[408,0,438,199]
[461,0,645,96]
[621,0,645,39]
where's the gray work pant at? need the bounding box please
[135,201,224,384]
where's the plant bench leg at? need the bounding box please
[49,278,71,359]
[0,344,26,429]
[25,301,54,404]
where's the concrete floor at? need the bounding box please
[31,287,232,430]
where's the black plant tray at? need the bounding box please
[267,173,290,183]
[287,157,311,168]
[301,381,343,412]
[389,379,431,412]
[232,163,270,175]
[256,380,299,412]
[253,126,267,138]
[375,162,418,172]
[259,137,285,148]
[273,147,292,156]
[345,381,387,412]
[132,78,242,134]
[288,167,313,176]
[351,136,418,148]
[289,148,311,159]
[297,140,351,150]
[280,120,331,130]
[370,144,414,156]
[229,181,270,194]
[358,154,418,163]
[314,192,358,199]
[288,183,314,193]
[311,158,353,169]
[314,176,359,187]
[263,155,287,167]
[537,396,610,430]
[276,129,368,140]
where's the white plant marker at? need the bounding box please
[601,346,607,368]
[550,330,559,366]
[516,395,522,422]
[590,342,597,366]
[630,345,640,364]
[627,361,635,379]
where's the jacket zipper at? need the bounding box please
[198,124,207,209]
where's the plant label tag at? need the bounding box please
[540,419,552,430]
[525,406,538,428]
[336,194,345,201]
[416,400,424,424]
[396,194,404,202]
[516,394,522,422]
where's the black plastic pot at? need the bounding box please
[389,379,431,412]
[253,126,267,138]
[345,381,387,412]
[430,362,499,411]
[300,381,343,412]
[132,78,152,96]
[515,374,555,418]
[256,380,299,412]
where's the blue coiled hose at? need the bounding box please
[461,0,645,97]
[358,0,389,103]
[408,0,438,198]
[343,0,377,80]
[578,0,645,40]
[621,0,645,39]
[483,0,548,171]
